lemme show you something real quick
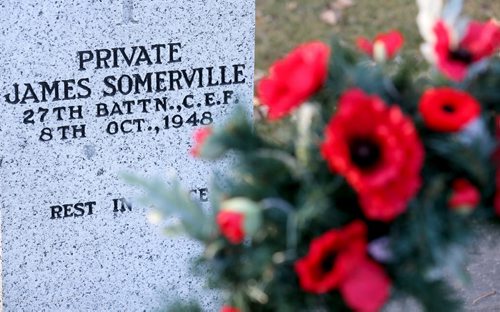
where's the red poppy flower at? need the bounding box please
[433,20,500,81]
[321,89,424,222]
[294,221,391,311]
[356,30,404,61]
[419,87,481,132]
[190,127,213,157]
[340,259,391,312]
[221,306,240,312]
[448,179,480,212]
[216,211,245,244]
[294,221,367,294]
[258,41,330,120]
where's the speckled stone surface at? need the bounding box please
[459,226,500,311]
[0,1,254,310]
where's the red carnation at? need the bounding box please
[340,259,391,312]
[190,127,213,157]
[419,87,481,132]
[258,41,330,120]
[221,306,240,312]
[294,221,390,311]
[357,30,404,61]
[321,89,424,222]
[216,211,245,244]
[433,20,500,81]
[448,179,480,213]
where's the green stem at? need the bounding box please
[261,198,298,259]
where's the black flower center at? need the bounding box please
[350,138,381,169]
[442,104,456,113]
[321,253,336,274]
[449,48,473,65]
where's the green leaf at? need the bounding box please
[123,174,213,241]
[201,106,265,160]
[162,222,186,237]
[392,272,462,312]
[465,59,500,112]
[317,37,357,114]
[164,301,202,312]
[425,135,493,187]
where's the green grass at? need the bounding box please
[256,0,500,70]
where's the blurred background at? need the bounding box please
[255,0,500,70]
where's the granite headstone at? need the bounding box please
[0,0,254,310]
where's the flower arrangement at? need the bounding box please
[131,1,500,311]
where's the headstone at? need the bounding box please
[0,0,255,310]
